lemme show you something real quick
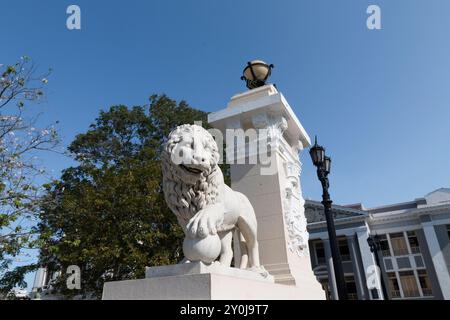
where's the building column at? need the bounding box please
[32,267,47,293]
[323,238,338,300]
[356,228,384,299]
[422,224,450,299]
[347,235,367,300]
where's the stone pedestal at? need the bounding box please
[208,85,324,298]
[102,262,323,300]
[102,84,325,300]
[145,261,274,282]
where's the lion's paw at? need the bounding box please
[186,211,218,239]
[247,266,270,278]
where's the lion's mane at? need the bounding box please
[162,124,222,226]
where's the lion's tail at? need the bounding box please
[233,228,248,269]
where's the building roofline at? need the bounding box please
[369,202,450,223]
[367,198,427,214]
[424,187,450,197]
[305,199,368,217]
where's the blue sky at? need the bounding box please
[2,0,450,289]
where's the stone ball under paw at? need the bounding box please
[183,234,221,264]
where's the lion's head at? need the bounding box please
[162,124,222,225]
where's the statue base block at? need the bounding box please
[145,261,274,283]
[102,262,325,300]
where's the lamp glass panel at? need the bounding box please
[244,63,269,81]
[310,147,324,166]
[324,157,331,173]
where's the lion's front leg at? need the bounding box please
[218,230,233,267]
[186,203,224,239]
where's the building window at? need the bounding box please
[398,271,420,297]
[345,276,358,300]
[371,288,380,299]
[378,234,391,257]
[407,231,421,254]
[338,238,351,261]
[390,233,409,256]
[387,272,401,298]
[379,231,430,299]
[417,270,433,297]
[315,242,325,265]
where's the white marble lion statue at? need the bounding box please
[162,124,264,273]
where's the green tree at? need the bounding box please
[0,57,58,296]
[38,95,221,298]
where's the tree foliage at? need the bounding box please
[38,95,215,298]
[0,57,58,295]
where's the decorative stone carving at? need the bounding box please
[304,202,367,223]
[254,113,310,257]
[251,113,270,129]
[282,160,309,257]
[251,114,287,146]
[251,113,310,257]
[161,124,269,277]
[304,206,326,223]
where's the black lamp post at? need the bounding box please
[309,136,348,300]
[367,235,389,300]
[241,60,274,90]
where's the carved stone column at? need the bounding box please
[208,85,324,298]
[356,227,384,299]
[347,235,367,299]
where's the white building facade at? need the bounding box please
[306,188,450,300]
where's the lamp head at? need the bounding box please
[309,136,326,168]
[241,60,274,90]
